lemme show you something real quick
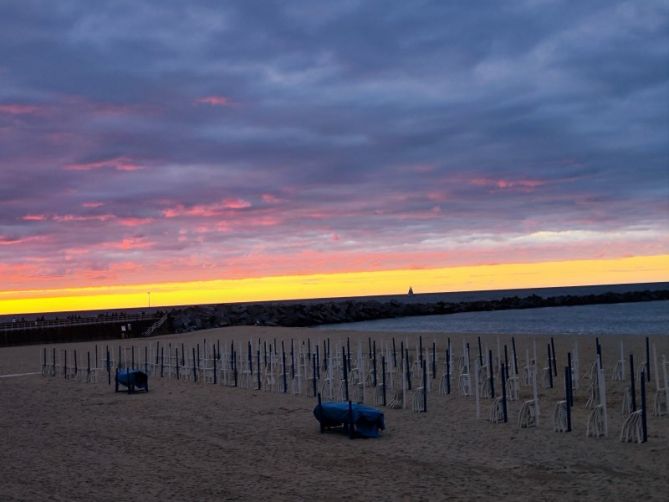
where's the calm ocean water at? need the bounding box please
[319,300,669,337]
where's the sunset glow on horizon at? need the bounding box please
[1,2,667,317]
[1,255,667,316]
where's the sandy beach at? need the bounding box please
[1,327,668,501]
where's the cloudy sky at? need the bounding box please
[1,1,667,307]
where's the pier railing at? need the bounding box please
[0,312,162,333]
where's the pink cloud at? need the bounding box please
[261,193,281,204]
[21,214,48,222]
[470,178,546,191]
[119,217,154,227]
[426,191,448,202]
[53,214,115,223]
[110,237,153,250]
[195,96,233,107]
[163,198,252,218]
[64,156,142,172]
[0,235,47,246]
[0,104,42,115]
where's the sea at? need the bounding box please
[317,282,669,337]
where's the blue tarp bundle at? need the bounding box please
[115,369,148,392]
[313,401,385,438]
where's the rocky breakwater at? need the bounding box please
[167,289,669,333]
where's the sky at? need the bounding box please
[1,0,668,314]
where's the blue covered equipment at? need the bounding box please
[115,369,149,393]
[313,401,385,438]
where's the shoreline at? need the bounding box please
[2,286,667,348]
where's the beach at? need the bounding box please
[1,327,668,501]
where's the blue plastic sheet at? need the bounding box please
[313,401,385,438]
[115,369,148,391]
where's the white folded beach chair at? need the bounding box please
[542,366,552,389]
[439,372,451,395]
[412,386,425,413]
[375,383,385,406]
[458,373,471,397]
[506,375,520,401]
[621,387,632,416]
[518,400,537,428]
[489,397,504,423]
[553,401,569,432]
[388,388,403,409]
[586,404,606,438]
[611,359,624,381]
[620,410,643,443]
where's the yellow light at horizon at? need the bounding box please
[1,254,667,316]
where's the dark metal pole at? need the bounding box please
[283,347,287,393]
[406,348,412,391]
[564,366,571,432]
[233,350,238,387]
[501,363,508,423]
[257,350,261,390]
[432,341,436,380]
[547,344,553,388]
[550,337,557,377]
[630,354,637,411]
[382,356,387,406]
[640,370,648,442]
[422,360,427,413]
[511,337,518,375]
[248,342,253,375]
[567,352,573,407]
[489,349,495,399]
[312,354,317,397]
[372,340,377,387]
[213,348,217,384]
[478,337,483,366]
[342,346,349,401]
[192,347,197,383]
[392,338,397,367]
[645,337,651,383]
[446,348,451,394]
